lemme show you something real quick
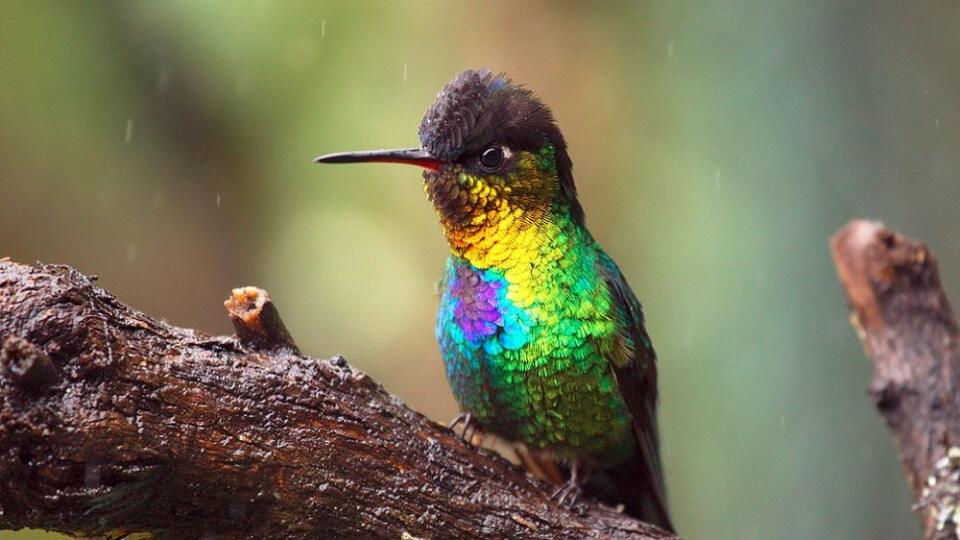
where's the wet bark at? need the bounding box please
[832,220,960,540]
[0,259,675,540]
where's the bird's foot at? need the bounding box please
[550,459,590,508]
[448,412,484,445]
[550,480,583,507]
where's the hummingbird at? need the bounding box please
[314,69,672,532]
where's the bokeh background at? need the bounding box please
[3,1,959,539]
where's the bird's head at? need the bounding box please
[316,69,583,257]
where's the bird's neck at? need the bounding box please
[424,148,585,270]
[444,206,586,271]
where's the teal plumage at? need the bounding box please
[315,69,672,532]
[436,223,636,467]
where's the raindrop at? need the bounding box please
[156,66,172,94]
[935,117,941,127]
[216,194,222,207]
[714,169,722,192]
[126,243,139,264]
[667,41,674,59]
[779,414,786,429]
[321,19,326,38]
[125,118,134,144]
[861,445,874,464]
[403,62,408,83]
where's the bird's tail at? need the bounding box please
[516,442,674,533]
[584,442,674,533]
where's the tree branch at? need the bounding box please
[832,220,960,540]
[0,259,675,540]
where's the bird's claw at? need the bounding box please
[448,412,483,445]
[550,459,589,508]
[550,480,583,507]
[448,411,471,430]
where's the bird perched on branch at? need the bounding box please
[315,69,673,532]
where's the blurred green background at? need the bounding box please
[2,1,959,539]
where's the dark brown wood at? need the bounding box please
[832,220,960,539]
[0,259,675,540]
[2,335,59,393]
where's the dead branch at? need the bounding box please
[832,220,960,540]
[0,259,675,540]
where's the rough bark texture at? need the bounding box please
[832,220,960,540]
[0,259,675,540]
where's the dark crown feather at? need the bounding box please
[418,69,583,223]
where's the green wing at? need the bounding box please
[595,253,673,532]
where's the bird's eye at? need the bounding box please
[479,146,505,171]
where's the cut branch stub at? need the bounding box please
[1,335,59,393]
[225,286,299,353]
[832,219,960,540]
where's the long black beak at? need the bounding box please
[313,147,441,171]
